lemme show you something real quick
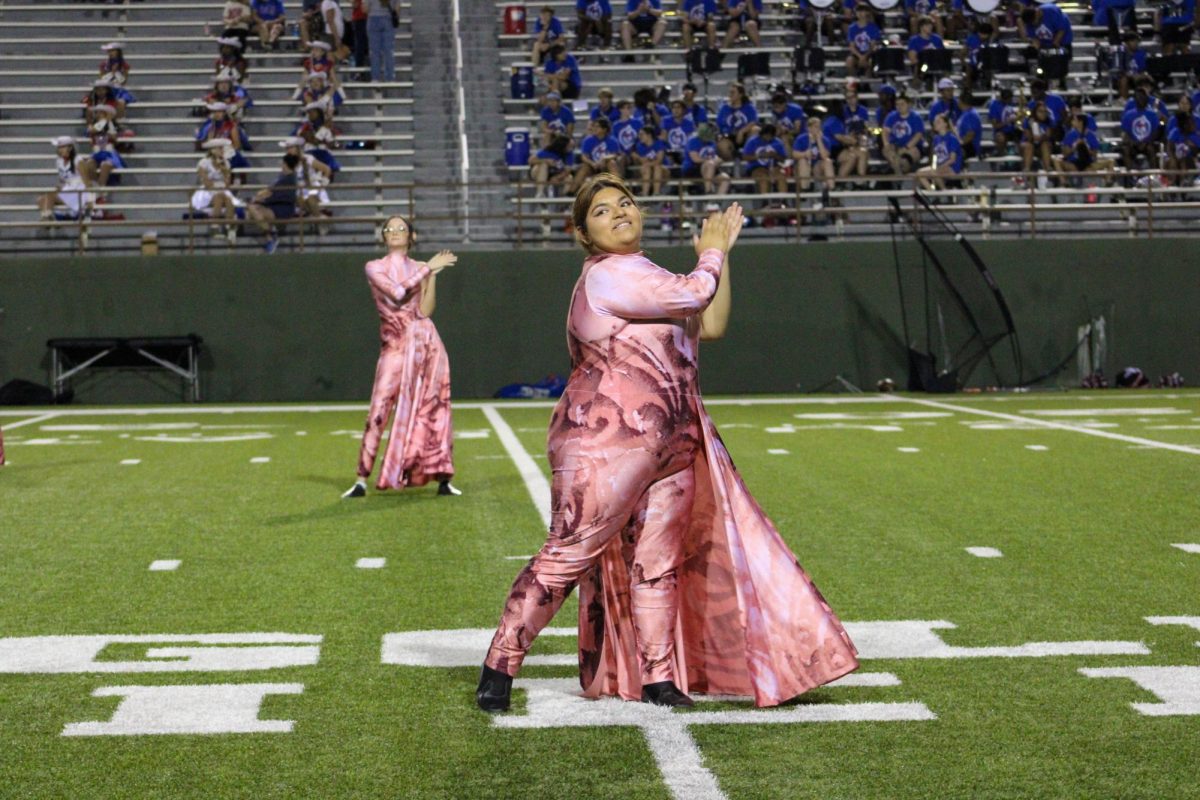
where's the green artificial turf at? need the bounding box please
[0,391,1197,799]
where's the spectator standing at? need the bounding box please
[577,0,614,49]
[621,0,667,58]
[367,0,399,83]
[543,44,583,99]
[1019,3,1074,59]
[350,0,370,76]
[681,0,718,50]
[532,6,565,65]
[321,0,349,60]
[252,0,287,49]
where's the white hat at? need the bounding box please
[51,135,75,148]
[309,40,332,51]
[215,36,243,48]
[307,71,327,82]
[937,77,955,90]
[278,136,305,148]
[100,42,124,51]
[206,101,229,112]
[202,137,232,149]
[91,103,117,115]
[213,70,237,84]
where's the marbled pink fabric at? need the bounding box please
[356,252,454,490]
[484,248,858,707]
[0,425,5,466]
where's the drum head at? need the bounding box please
[807,0,838,10]
[965,0,1001,14]
[867,0,901,10]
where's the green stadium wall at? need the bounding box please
[0,239,1195,403]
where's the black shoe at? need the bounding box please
[476,665,512,712]
[341,482,366,498]
[437,480,462,496]
[641,681,694,707]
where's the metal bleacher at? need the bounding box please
[0,0,417,255]
[495,0,1200,244]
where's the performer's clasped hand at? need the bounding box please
[427,249,457,274]
[694,202,744,255]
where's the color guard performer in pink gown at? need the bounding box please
[343,214,460,498]
[477,175,858,712]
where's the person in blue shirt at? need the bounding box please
[988,87,1020,153]
[621,0,666,54]
[576,0,613,49]
[1157,0,1197,55]
[904,0,943,36]
[792,116,835,194]
[1115,31,1148,99]
[883,93,925,174]
[683,122,731,196]
[842,89,871,127]
[543,44,582,99]
[529,134,575,196]
[917,113,964,191]
[1055,113,1114,179]
[532,5,565,65]
[1124,77,1170,121]
[661,100,697,162]
[682,0,718,50]
[741,121,787,196]
[874,84,897,128]
[612,100,644,154]
[1020,3,1074,59]
[681,83,710,125]
[590,87,620,123]
[767,92,807,144]
[1020,101,1055,173]
[631,124,669,195]
[539,91,575,147]
[928,77,962,126]
[723,0,763,48]
[1067,97,1099,133]
[845,4,882,78]
[906,16,945,77]
[1165,94,1200,139]
[251,0,286,49]
[826,95,870,183]
[1095,0,1140,46]
[1121,87,1162,167]
[1027,78,1068,134]
[1166,111,1200,183]
[573,116,624,192]
[716,81,759,160]
[956,92,984,159]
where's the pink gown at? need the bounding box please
[356,252,454,490]
[0,426,5,466]
[484,247,858,707]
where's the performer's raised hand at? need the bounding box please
[427,250,457,274]
[694,203,744,256]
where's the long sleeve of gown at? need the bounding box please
[586,249,724,320]
[366,259,431,304]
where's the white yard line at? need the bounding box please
[481,405,551,529]
[2,412,61,430]
[903,397,1200,456]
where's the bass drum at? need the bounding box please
[965,0,1002,13]
[867,0,901,10]
[807,0,839,9]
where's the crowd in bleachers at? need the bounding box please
[507,0,1200,218]
[37,0,404,252]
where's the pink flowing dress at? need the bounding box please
[356,252,454,490]
[485,247,858,707]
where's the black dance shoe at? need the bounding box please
[641,681,695,707]
[476,665,512,712]
[437,480,462,496]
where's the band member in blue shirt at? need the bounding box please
[988,87,1020,153]
[681,0,718,49]
[529,134,575,196]
[792,116,836,194]
[539,90,575,147]
[612,100,644,155]
[1157,0,1197,55]
[917,113,963,190]
[906,15,945,77]
[883,93,925,174]
[846,4,883,77]
[741,121,788,196]
[576,0,613,48]
[768,92,808,146]
[1055,113,1114,179]
[573,116,624,192]
[532,5,565,65]
[632,124,669,195]
[661,100,697,162]
[683,122,731,196]
[681,83,711,125]
[716,81,759,160]
[1020,2,1074,59]
[956,92,984,159]
[543,44,583,99]
[621,0,666,53]
[723,0,763,48]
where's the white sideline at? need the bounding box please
[2,412,60,429]
[481,405,551,529]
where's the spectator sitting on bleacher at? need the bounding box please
[883,93,925,175]
[539,91,576,147]
[222,0,255,50]
[906,16,945,77]
[1020,101,1055,175]
[768,92,807,141]
[681,0,718,50]
[572,116,624,191]
[741,121,788,198]
[929,77,962,125]
[208,70,253,120]
[662,100,697,159]
[792,116,835,194]
[1115,31,1148,99]
[543,44,584,99]
[214,37,249,83]
[252,0,287,50]
[191,138,240,239]
[1027,78,1068,135]
[1166,93,1198,138]
[633,86,669,126]
[960,20,995,90]
[296,71,345,118]
[1125,76,1170,120]
[529,133,576,196]
[98,42,131,87]
[1121,86,1163,169]
[723,0,763,48]
[1095,0,1139,46]
[716,81,758,160]
[84,80,128,125]
[631,124,669,195]
[956,91,984,159]
[1155,0,1196,56]
[988,86,1020,154]
[303,40,338,80]
[1167,111,1200,183]
[196,102,252,180]
[916,112,964,190]
[903,0,943,36]
[1019,3,1073,61]
[591,87,620,122]
[621,0,667,59]
[1055,114,1114,181]
[613,99,643,154]
[281,136,335,219]
[87,104,125,190]
[680,82,710,125]
[294,104,343,175]
[38,137,96,223]
[874,83,897,127]
[576,0,614,49]
[532,5,566,65]
[1067,96,1098,132]
[246,152,301,254]
[820,103,868,185]
[845,3,882,78]
[683,122,730,199]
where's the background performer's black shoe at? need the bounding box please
[641,681,695,707]
[476,665,512,712]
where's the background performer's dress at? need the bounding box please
[485,248,858,707]
[356,252,454,490]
